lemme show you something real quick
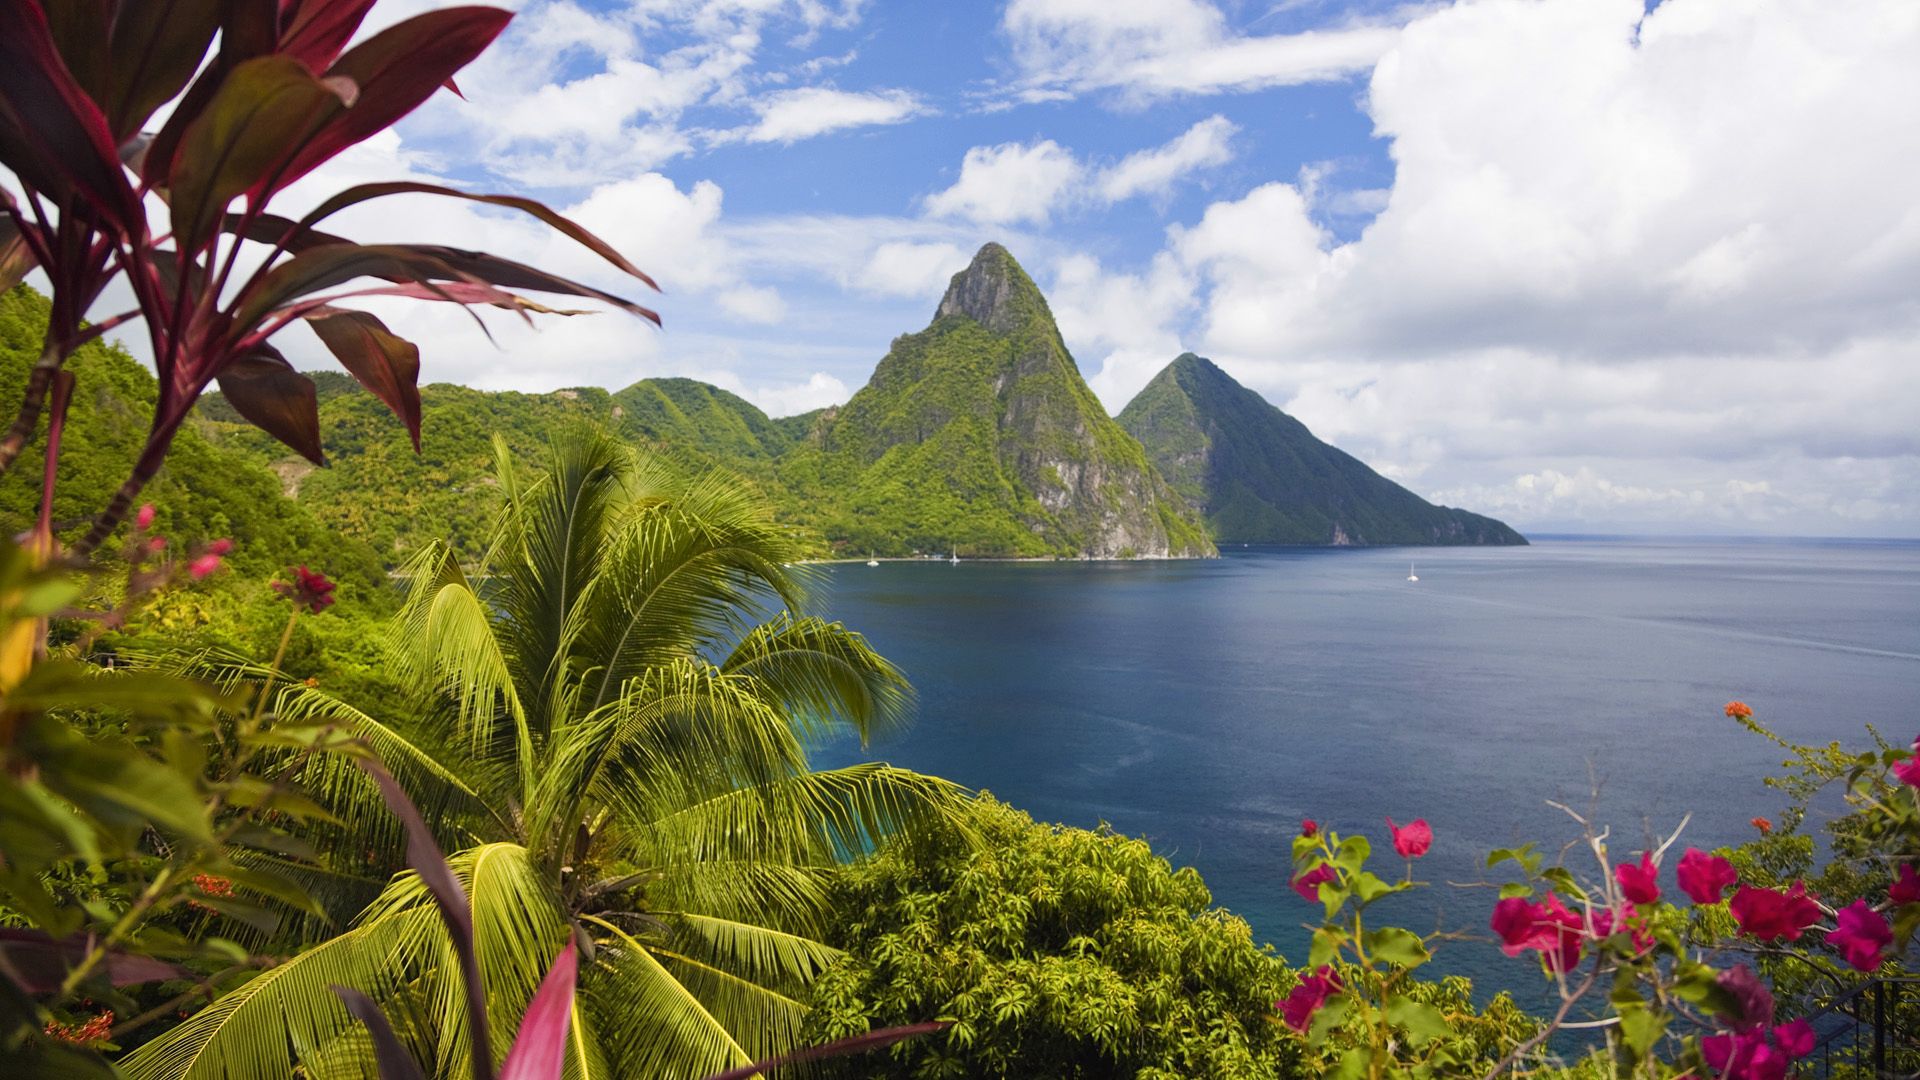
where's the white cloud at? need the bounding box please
[857,241,973,298]
[726,86,924,143]
[924,140,1084,225]
[1001,0,1400,103]
[743,371,850,416]
[1096,115,1237,202]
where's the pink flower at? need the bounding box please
[135,504,156,531]
[1616,852,1660,905]
[1772,1019,1814,1059]
[1490,893,1586,972]
[1828,900,1892,972]
[148,535,166,553]
[1729,882,1822,942]
[206,538,234,556]
[273,565,336,613]
[1276,966,1343,1034]
[1677,848,1739,905]
[1714,965,1775,1031]
[1386,817,1431,859]
[1292,864,1336,903]
[1300,819,1317,838]
[188,554,223,580]
[1891,863,1920,905]
[1894,753,1920,789]
[1702,1019,1815,1080]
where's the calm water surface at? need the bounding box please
[808,538,1920,987]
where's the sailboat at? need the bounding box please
[1407,563,1419,582]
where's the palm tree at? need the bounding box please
[125,430,969,1080]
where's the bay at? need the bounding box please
[807,537,1920,988]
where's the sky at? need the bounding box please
[114,0,1920,535]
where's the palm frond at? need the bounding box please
[579,916,757,1080]
[721,614,914,746]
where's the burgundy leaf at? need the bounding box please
[276,6,513,188]
[696,1022,953,1080]
[0,216,36,294]
[169,55,350,252]
[498,941,577,1080]
[225,210,353,254]
[141,0,284,188]
[398,245,660,324]
[331,985,429,1080]
[215,346,325,464]
[298,181,658,290]
[0,929,185,993]
[278,0,379,71]
[232,242,471,331]
[41,0,113,105]
[357,759,495,1080]
[305,307,421,448]
[105,0,223,142]
[0,0,140,232]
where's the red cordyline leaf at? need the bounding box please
[216,345,325,464]
[103,0,224,143]
[140,0,286,189]
[305,307,421,448]
[0,0,140,233]
[498,941,577,1080]
[0,929,186,993]
[276,6,513,189]
[330,985,429,1080]
[278,0,380,71]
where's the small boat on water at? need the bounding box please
[1407,563,1419,582]
[866,559,879,567]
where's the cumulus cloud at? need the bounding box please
[729,86,925,144]
[1051,0,1920,533]
[1000,0,1400,103]
[924,140,1084,224]
[1097,115,1237,202]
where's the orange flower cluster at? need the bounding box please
[192,873,234,898]
[1751,817,1773,835]
[1725,701,1754,720]
[45,1010,113,1044]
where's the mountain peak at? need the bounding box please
[935,242,1047,335]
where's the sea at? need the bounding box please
[806,537,1920,991]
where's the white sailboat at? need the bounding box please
[1407,562,1419,582]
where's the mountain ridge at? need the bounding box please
[1119,353,1526,546]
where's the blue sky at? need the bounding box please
[262,0,1918,536]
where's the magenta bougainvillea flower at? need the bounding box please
[1276,966,1343,1033]
[1677,847,1740,905]
[1301,819,1318,838]
[1729,882,1822,942]
[1893,741,1920,788]
[1491,893,1587,971]
[1615,852,1660,905]
[1386,817,1431,859]
[1714,964,1775,1031]
[273,565,337,613]
[1892,863,1920,906]
[1292,864,1336,903]
[1702,1019,1814,1080]
[1828,900,1892,972]
[135,503,156,532]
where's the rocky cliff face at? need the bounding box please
[1119,354,1527,546]
[782,244,1214,558]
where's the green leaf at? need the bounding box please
[1384,994,1449,1046]
[1618,1004,1666,1059]
[1333,835,1371,874]
[1309,926,1347,969]
[1498,882,1534,899]
[1350,870,1399,905]
[1364,927,1429,970]
[1540,866,1588,902]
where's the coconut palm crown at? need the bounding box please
[127,429,969,1080]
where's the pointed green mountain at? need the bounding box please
[1118,354,1526,546]
[779,244,1214,558]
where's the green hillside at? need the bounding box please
[778,243,1213,558]
[1119,353,1526,546]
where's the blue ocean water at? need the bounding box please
[806,538,1920,987]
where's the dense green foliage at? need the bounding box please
[123,431,970,1080]
[1119,354,1527,546]
[802,795,1305,1078]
